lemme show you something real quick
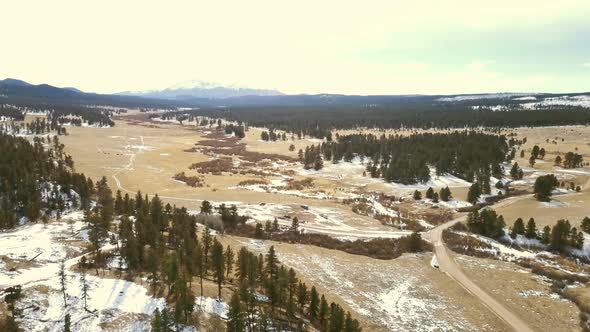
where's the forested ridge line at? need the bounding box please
[157,104,590,139]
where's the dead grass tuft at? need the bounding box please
[518,260,589,283]
[237,179,269,186]
[189,157,234,174]
[280,178,314,190]
[442,229,495,258]
[173,172,205,187]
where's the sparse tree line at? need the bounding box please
[260,128,289,142]
[556,151,585,169]
[509,217,585,250]
[224,124,246,138]
[298,131,510,185]
[509,162,524,180]
[413,186,453,203]
[466,209,586,252]
[465,177,502,205]
[1,102,115,127]
[466,209,507,239]
[150,112,219,127]
[521,144,585,169]
[151,112,247,139]
[509,166,580,202]
[45,105,115,127]
[201,199,430,260]
[0,105,25,120]
[244,215,428,260]
[0,116,68,136]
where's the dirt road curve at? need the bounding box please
[424,215,534,332]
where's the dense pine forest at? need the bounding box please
[0,134,93,229]
[0,102,117,127]
[0,105,25,121]
[109,193,362,331]
[163,104,590,138]
[301,131,510,185]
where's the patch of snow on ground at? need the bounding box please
[541,199,569,208]
[0,212,86,287]
[196,297,228,319]
[17,274,167,332]
[522,95,590,109]
[571,232,590,258]
[513,96,537,101]
[272,250,476,331]
[2,213,226,331]
[294,158,473,194]
[501,233,546,249]
[435,199,472,209]
[460,232,537,261]
[227,201,408,240]
[437,93,534,102]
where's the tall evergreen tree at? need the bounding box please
[467,182,481,204]
[581,216,590,234]
[64,313,71,332]
[114,190,124,215]
[164,252,179,294]
[534,174,558,201]
[200,200,212,214]
[211,239,225,299]
[297,281,308,313]
[309,286,319,321]
[319,295,329,329]
[413,190,422,200]
[225,245,234,278]
[80,270,90,312]
[425,187,434,199]
[191,239,203,299]
[202,226,212,274]
[510,218,525,239]
[58,259,67,307]
[525,218,537,239]
[227,292,244,332]
[329,303,345,332]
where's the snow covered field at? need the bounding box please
[294,158,472,193]
[237,239,480,331]
[522,95,590,109]
[194,201,412,240]
[0,212,227,331]
[439,94,590,109]
[0,211,87,287]
[17,276,166,332]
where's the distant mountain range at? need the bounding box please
[0,78,178,107]
[1,77,589,109]
[118,80,284,100]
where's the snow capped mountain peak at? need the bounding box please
[119,79,283,100]
[166,79,222,90]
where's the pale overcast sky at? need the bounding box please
[1,0,589,95]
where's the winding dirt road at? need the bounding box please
[424,189,588,331]
[424,214,534,332]
[422,191,590,332]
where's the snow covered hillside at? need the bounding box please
[0,212,227,331]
